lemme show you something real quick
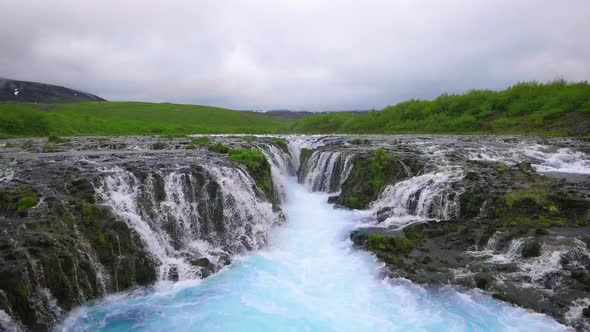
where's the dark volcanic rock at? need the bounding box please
[0,135,287,331]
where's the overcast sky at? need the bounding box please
[1,0,589,110]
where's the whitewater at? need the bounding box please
[59,177,567,331]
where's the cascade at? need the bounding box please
[96,163,283,281]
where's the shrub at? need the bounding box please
[208,142,229,154]
[193,136,211,147]
[18,196,38,212]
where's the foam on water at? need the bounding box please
[467,143,590,175]
[59,178,567,331]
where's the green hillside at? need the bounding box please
[289,80,590,137]
[0,102,289,137]
[1,80,589,138]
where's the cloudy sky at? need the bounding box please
[1,0,589,110]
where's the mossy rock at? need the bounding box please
[521,240,542,258]
[228,148,278,204]
[151,142,166,150]
[337,149,422,209]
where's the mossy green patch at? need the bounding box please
[505,189,549,208]
[494,162,510,172]
[367,234,414,253]
[228,148,276,203]
[193,136,211,147]
[208,142,229,154]
[370,148,394,191]
[17,196,38,212]
[42,143,60,153]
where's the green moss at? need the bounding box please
[208,142,229,154]
[521,241,542,258]
[228,148,275,202]
[243,135,257,142]
[42,143,59,152]
[538,216,566,226]
[494,162,510,172]
[367,234,414,253]
[17,196,38,212]
[299,148,313,166]
[505,189,548,207]
[547,204,559,214]
[504,215,565,228]
[370,148,393,191]
[98,233,107,244]
[193,136,211,147]
[186,143,196,150]
[271,137,288,151]
[344,196,363,209]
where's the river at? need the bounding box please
[58,177,567,331]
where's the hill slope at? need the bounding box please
[289,81,590,137]
[0,102,290,137]
[0,78,105,103]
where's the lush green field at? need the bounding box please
[0,102,289,137]
[289,81,590,137]
[1,81,589,138]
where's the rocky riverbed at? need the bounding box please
[294,135,590,330]
[1,134,589,330]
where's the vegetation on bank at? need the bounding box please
[0,101,288,138]
[228,148,277,204]
[289,80,590,137]
[1,80,589,138]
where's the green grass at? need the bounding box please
[1,80,589,138]
[0,101,290,137]
[289,80,590,137]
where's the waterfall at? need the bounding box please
[258,143,294,202]
[95,164,284,281]
[370,168,463,229]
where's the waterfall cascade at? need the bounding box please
[96,164,283,281]
[1,135,589,331]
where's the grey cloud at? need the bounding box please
[1,0,589,110]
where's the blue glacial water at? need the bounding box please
[59,178,568,331]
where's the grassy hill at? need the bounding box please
[1,80,589,138]
[289,80,590,137]
[0,102,289,137]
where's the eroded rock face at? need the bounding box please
[0,135,287,331]
[296,135,590,330]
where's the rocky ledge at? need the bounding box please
[0,135,287,331]
[296,135,590,330]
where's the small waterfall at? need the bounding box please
[371,169,463,228]
[95,164,283,281]
[302,151,341,192]
[207,166,284,252]
[285,135,332,171]
[258,143,294,202]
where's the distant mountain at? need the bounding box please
[0,78,106,103]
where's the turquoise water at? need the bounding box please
[59,178,567,331]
